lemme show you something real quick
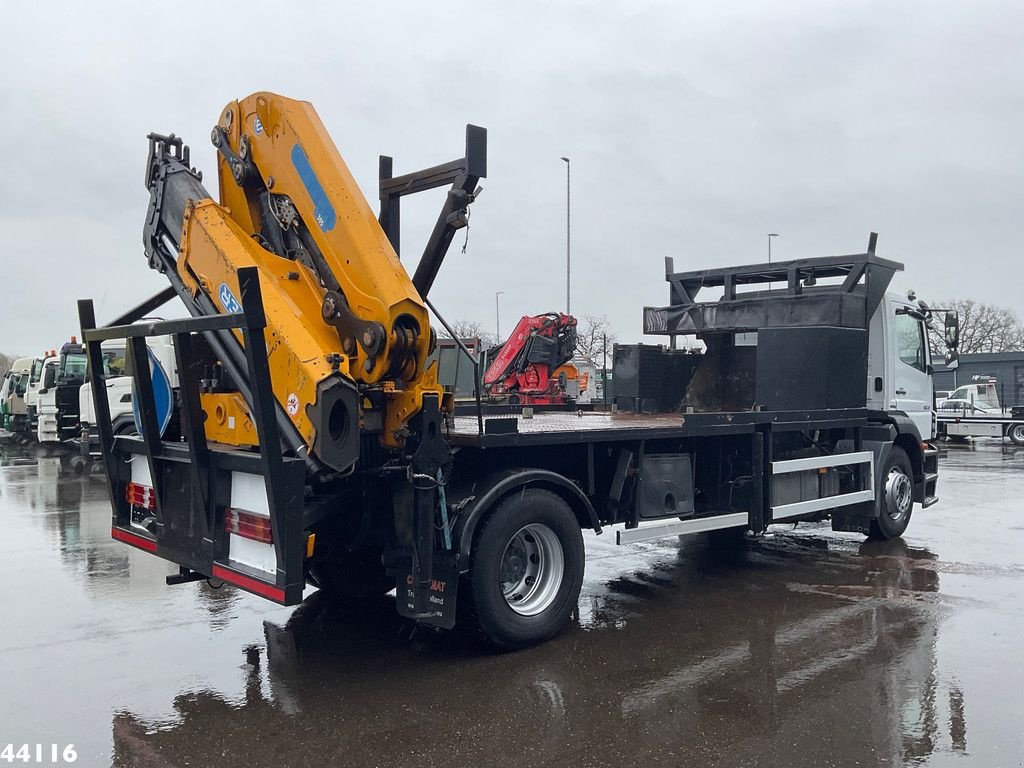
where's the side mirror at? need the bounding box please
[43,367,56,389]
[943,310,960,370]
[944,311,960,350]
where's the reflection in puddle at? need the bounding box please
[111,532,970,768]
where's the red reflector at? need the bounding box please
[112,526,157,553]
[125,482,155,510]
[211,564,286,602]
[225,507,273,543]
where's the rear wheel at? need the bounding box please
[1008,422,1024,446]
[868,446,914,540]
[470,489,584,649]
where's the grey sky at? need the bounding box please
[2,0,1022,355]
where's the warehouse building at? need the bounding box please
[933,351,1024,405]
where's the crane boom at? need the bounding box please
[142,92,482,473]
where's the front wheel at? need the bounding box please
[469,488,585,650]
[1008,422,1024,446]
[868,446,914,540]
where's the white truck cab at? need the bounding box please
[2,357,34,434]
[78,334,177,443]
[867,292,940,440]
[35,356,61,443]
[79,341,131,435]
[24,356,46,431]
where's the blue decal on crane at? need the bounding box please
[291,143,336,232]
[219,282,243,314]
[133,347,174,438]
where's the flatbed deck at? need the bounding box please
[447,407,869,448]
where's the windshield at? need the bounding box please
[59,353,88,384]
[102,348,127,377]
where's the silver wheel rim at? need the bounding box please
[1012,425,1024,442]
[884,467,912,520]
[500,523,564,616]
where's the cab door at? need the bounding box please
[891,299,934,438]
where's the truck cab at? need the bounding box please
[78,335,176,444]
[867,293,936,439]
[37,340,87,444]
[23,356,45,432]
[0,370,10,431]
[2,358,34,434]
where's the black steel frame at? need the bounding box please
[378,124,487,297]
[78,267,306,604]
[646,233,903,336]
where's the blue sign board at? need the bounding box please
[132,347,174,437]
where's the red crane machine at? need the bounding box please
[482,313,582,405]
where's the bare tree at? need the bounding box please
[927,299,1024,358]
[437,319,498,349]
[0,352,16,376]
[574,314,618,363]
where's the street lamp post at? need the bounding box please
[767,232,779,263]
[495,290,505,341]
[561,156,571,314]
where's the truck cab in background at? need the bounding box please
[2,358,34,435]
[78,335,176,450]
[24,356,45,433]
[0,373,8,424]
[37,340,87,444]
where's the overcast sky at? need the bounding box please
[2,0,1022,355]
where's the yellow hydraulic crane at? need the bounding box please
[142,92,485,474]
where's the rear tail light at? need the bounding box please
[125,482,155,510]
[225,507,273,543]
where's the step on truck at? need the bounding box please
[80,92,960,649]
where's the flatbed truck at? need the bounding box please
[936,379,1024,445]
[80,92,959,649]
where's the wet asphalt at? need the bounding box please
[1,443,1022,768]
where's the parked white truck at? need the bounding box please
[1,358,34,437]
[77,335,177,462]
[937,376,1024,445]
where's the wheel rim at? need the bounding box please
[1012,425,1024,442]
[884,467,912,520]
[500,523,564,616]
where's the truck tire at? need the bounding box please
[112,415,139,437]
[868,446,914,541]
[1008,422,1024,446]
[310,549,393,601]
[469,488,584,650]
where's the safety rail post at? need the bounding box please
[173,331,213,543]
[235,267,303,580]
[78,299,121,522]
[129,335,165,519]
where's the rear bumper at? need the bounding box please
[108,439,307,606]
[112,522,302,605]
